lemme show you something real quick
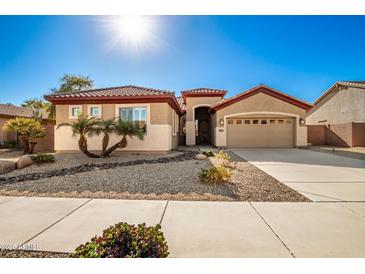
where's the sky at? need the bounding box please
[0,15,364,105]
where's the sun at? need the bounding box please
[102,15,158,54]
[112,16,151,44]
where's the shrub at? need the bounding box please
[214,150,230,162]
[31,153,55,163]
[71,222,169,258]
[202,150,215,157]
[0,141,17,149]
[199,165,232,184]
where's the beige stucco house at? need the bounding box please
[0,103,54,151]
[46,84,312,152]
[306,81,365,147]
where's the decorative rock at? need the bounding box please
[0,160,16,175]
[16,155,35,169]
[194,153,207,160]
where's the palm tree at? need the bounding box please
[102,120,144,157]
[57,116,100,158]
[51,74,93,93]
[91,119,116,157]
[5,117,46,154]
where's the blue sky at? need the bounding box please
[0,16,364,105]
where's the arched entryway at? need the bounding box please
[194,106,211,145]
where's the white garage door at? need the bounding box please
[227,117,295,148]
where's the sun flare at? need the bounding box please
[102,15,158,53]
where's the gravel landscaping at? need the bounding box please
[0,149,310,202]
[0,249,69,258]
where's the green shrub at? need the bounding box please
[71,222,169,258]
[214,150,230,162]
[0,141,17,149]
[199,165,232,184]
[31,153,55,163]
[202,150,215,157]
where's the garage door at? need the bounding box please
[227,117,294,148]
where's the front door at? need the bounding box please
[198,120,209,144]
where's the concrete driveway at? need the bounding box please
[231,148,365,202]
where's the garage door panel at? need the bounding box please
[227,118,294,148]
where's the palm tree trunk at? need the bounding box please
[23,138,30,154]
[29,142,36,154]
[101,133,110,157]
[102,136,127,157]
[78,135,100,158]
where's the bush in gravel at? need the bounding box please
[199,165,232,184]
[202,150,215,157]
[71,222,169,258]
[31,153,55,163]
[214,150,230,162]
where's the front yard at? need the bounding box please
[0,149,309,202]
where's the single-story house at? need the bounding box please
[306,81,365,147]
[0,103,55,152]
[45,84,312,152]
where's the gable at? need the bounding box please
[211,85,312,113]
[214,92,307,119]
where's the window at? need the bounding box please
[261,120,267,124]
[286,119,292,124]
[236,119,242,124]
[119,107,147,133]
[253,120,259,124]
[228,119,233,125]
[278,119,284,124]
[270,120,275,124]
[90,107,100,117]
[244,120,250,124]
[69,105,82,119]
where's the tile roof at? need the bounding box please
[313,80,365,105]
[176,96,186,111]
[0,103,35,118]
[181,88,227,95]
[337,81,365,89]
[0,104,48,119]
[45,85,173,99]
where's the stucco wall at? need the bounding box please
[55,102,178,152]
[185,96,222,145]
[0,117,17,143]
[306,86,365,125]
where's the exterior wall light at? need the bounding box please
[219,118,224,126]
[299,118,305,125]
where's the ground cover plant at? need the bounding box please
[199,165,232,184]
[31,153,55,163]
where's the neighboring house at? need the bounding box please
[306,81,365,147]
[0,103,54,152]
[45,84,312,152]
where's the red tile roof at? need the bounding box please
[45,85,173,99]
[181,88,228,95]
[45,85,183,115]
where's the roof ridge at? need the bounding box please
[47,85,173,96]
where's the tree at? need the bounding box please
[57,116,100,158]
[52,74,93,93]
[91,119,116,157]
[5,118,46,154]
[102,120,144,157]
[22,98,55,121]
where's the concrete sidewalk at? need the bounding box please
[0,196,365,257]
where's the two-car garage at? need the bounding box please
[226,117,295,148]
